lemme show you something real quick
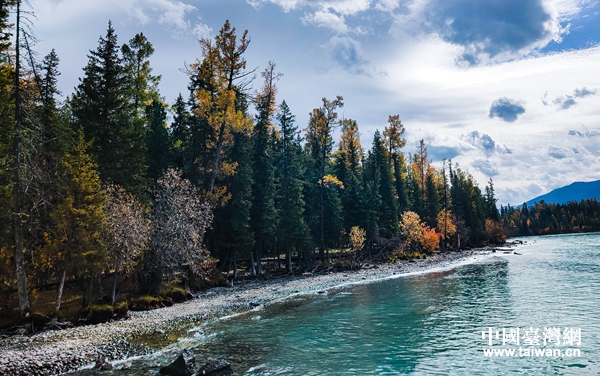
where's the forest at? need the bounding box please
[500,199,600,237]
[0,1,521,323]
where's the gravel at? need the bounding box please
[0,249,502,375]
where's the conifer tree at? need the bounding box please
[275,101,307,273]
[170,93,191,173]
[383,115,408,213]
[224,128,254,279]
[425,172,441,226]
[72,21,147,194]
[121,32,160,116]
[192,20,253,199]
[335,118,364,231]
[250,62,279,275]
[46,129,108,311]
[304,96,343,261]
[145,99,172,181]
[365,130,398,237]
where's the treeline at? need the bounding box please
[500,199,600,237]
[0,4,504,318]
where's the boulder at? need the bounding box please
[160,350,197,376]
[197,359,234,376]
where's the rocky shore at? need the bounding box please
[0,248,511,375]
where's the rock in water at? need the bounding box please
[160,350,197,376]
[197,359,234,376]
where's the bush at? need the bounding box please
[129,296,161,311]
[114,301,129,318]
[82,304,114,324]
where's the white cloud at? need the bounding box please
[303,9,349,33]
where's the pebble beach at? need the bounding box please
[0,249,507,376]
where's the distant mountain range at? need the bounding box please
[525,180,600,206]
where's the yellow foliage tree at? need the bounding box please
[399,211,423,249]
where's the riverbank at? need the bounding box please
[0,247,516,375]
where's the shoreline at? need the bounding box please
[0,246,515,376]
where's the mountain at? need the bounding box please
[526,180,600,207]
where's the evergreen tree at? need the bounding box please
[364,130,398,237]
[485,178,499,221]
[145,99,172,181]
[170,93,191,173]
[335,118,364,231]
[121,32,160,116]
[383,114,408,213]
[275,101,307,273]
[304,96,343,261]
[72,21,147,194]
[425,172,441,226]
[250,62,279,275]
[224,128,254,279]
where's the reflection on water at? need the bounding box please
[71,233,600,375]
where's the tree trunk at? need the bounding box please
[250,251,256,276]
[232,249,237,282]
[256,242,263,276]
[110,258,121,305]
[54,268,67,316]
[286,247,292,274]
[13,0,30,318]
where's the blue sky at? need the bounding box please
[26,0,600,205]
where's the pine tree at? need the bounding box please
[335,118,364,231]
[304,96,343,261]
[425,172,441,227]
[170,93,191,173]
[364,130,398,237]
[224,129,254,280]
[46,129,108,310]
[145,99,172,181]
[275,100,307,273]
[121,32,160,116]
[250,62,279,275]
[383,115,408,214]
[485,178,499,221]
[72,21,147,194]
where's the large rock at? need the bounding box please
[197,359,234,376]
[160,350,197,376]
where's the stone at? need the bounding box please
[160,350,197,376]
[197,359,234,376]
[100,362,114,371]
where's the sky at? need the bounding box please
[22,0,600,206]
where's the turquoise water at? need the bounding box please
[79,233,600,375]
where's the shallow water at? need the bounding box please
[74,233,600,375]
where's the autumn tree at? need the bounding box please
[149,168,213,285]
[436,207,456,249]
[46,130,108,311]
[399,211,423,250]
[104,184,150,305]
[192,20,253,199]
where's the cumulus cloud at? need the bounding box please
[574,87,597,97]
[488,98,526,122]
[391,0,580,64]
[546,145,569,158]
[552,86,597,110]
[304,9,349,33]
[461,131,511,156]
[472,159,499,177]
